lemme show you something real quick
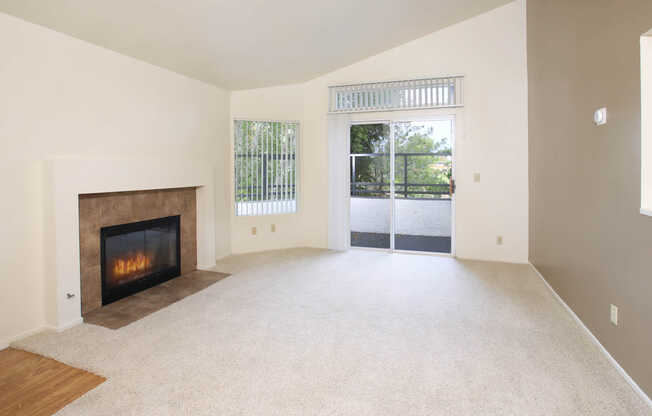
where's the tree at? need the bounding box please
[350,124,390,196]
[351,123,452,199]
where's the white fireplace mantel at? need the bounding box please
[44,156,217,330]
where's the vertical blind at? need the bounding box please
[234,120,298,216]
[328,76,464,113]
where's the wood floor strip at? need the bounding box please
[0,348,105,416]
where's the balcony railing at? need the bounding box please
[350,152,451,200]
[235,153,296,202]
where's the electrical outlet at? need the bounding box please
[496,236,503,245]
[610,304,618,325]
[271,224,276,232]
[473,172,481,183]
[251,227,257,235]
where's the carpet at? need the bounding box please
[13,248,651,415]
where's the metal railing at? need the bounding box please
[235,154,296,201]
[350,153,451,200]
[236,185,296,200]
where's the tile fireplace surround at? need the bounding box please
[79,188,197,315]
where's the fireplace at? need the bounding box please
[101,215,181,305]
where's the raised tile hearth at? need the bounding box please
[83,270,230,329]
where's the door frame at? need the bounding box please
[348,110,458,256]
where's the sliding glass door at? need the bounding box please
[349,119,454,254]
[349,123,391,249]
[393,120,453,253]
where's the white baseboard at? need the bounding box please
[214,252,232,262]
[0,317,86,351]
[50,317,84,333]
[198,253,233,269]
[530,263,652,409]
[0,324,52,351]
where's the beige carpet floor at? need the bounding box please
[13,248,651,415]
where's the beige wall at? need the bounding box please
[528,0,652,396]
[0,12,230,346]
[231,0,529,262]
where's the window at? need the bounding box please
[328,76,464,113]
[642,31,652,215]
[234,120,298,216]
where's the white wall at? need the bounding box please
[0,12,230,346]
[350,198,452,237]
[230,0,529,263]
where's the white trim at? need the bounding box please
[0,316,86,351]
[351,246,455,258]
[49,317,84,333]
[328,105,463,115]
[530,263,652,409]
[389,122,396,251]
[233,117,301,124]
[328,74,465,89]
[640,207,652,217]
[349,246,392,253]
[0,325,53,350]
[394,249,453,258]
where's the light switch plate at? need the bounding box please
[473,173,481,183]
[594,107,607,126]
[610,304,618,325]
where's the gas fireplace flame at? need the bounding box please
[113,252,152,278]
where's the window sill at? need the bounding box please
[640,207,652,217]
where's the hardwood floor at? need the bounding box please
[0,348,105,416]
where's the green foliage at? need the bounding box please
[351,123,452,199]
[235,120,296,202]
[350,124,389,192]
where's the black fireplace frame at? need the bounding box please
[100,215,181,306]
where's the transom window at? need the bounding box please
[328,76,464,113]
[234,120,298,216]
[641,31,652,216]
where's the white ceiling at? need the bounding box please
[0,0,512,90]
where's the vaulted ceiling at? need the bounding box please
[0,0,512,89]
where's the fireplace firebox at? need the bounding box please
[101,215,181,305]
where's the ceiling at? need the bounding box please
[0,0,512,90]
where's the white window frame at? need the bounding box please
[233,119,300,216]
[329,76,464,114]
[641,32,652,216]
[347,109,461,257]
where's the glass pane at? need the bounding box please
[393,120,453,253]
[349,123,391,249]
[104,222,178,289]
[234,120,298,216]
